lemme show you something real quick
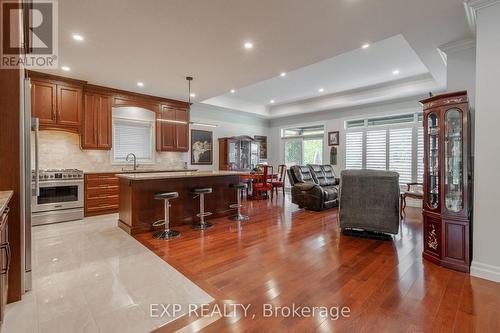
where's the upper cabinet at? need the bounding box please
[28,71,189,151]
[57,85,83,127]
[31,79,57,125]
[156,105,190,152]
[81,92,112,150]
[30,74,83,132]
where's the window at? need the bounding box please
[345,112,423,184]
[282,125,324,167]
[112,118,154,164]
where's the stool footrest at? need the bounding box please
[152,219,166,227]
[229,203,242,209]
[196,212,213,218]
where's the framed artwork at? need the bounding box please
[191,129,213,165]
[328,131,339,146]
[254,135,268,159]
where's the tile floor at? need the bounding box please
[3,214,213,333]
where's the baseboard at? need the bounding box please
[470,261,500,283]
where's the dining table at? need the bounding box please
[239,172,278,200]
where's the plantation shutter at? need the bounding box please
[389,128,413,184]
[346,132,363,169]
[366,129,387,170]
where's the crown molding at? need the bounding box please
[464,0,500,33]
[439,38,476,54]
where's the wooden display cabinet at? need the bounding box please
[219,136,260,171]
[420,91,472,272]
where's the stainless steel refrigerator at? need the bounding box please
[21,76,38,292]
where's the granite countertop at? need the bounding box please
[0,191,13,216]
[116,170,243,180]
[85,169,198,174]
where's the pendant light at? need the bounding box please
[186,76,193,103]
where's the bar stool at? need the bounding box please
[191,187,213,230]
[152,192,181,240]
[228,183,249,221]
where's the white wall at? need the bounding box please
[446,43,476,108]
[35,104,270,172]
[188,103,270,170]
[470,2,500,283]
[268,97,426,176]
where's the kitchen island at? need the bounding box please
[116,171,242,234]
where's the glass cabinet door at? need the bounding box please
[228,140,240,170]
[427,112,439,209]
[240,140,251,170]
[444,108,463,212]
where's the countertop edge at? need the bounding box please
[0,190,14,216]
[84,169,198,175]
[116,171,244,180]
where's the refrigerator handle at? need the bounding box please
[32,118,40,197]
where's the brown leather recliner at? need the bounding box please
[287,164,339,211]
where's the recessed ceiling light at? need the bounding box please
[361,43,370,49]
[392,69,400,75]
[72,34,84,41]
[190,93,196,98]
[137,82,144,87]
[318,88,325,93]
[270,99,275,104]
[244,41,253,49]
[61,66,71,71]
[280,72,287,77]
[230,89,236,93]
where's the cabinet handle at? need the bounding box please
[0,243,9,275]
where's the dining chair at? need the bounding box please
[252,165,273,200]
[272,164,286,196]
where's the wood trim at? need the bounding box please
[86,84,189,109]
[0,63,22,304]
[27,70,86,87]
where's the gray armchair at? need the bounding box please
[339,169,400,235]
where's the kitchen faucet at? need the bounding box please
[125,153,138,171]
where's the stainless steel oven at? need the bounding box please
[32,169,84,226]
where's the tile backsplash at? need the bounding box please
[32,131,187,172]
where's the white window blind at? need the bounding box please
[389,128,413,184]
[417,126,424,183]
[113,119,154,163]
[346,132,363,169]
[366,130,387,170]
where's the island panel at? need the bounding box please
[118,174,240,234]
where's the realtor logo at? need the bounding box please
[1,0,58,69]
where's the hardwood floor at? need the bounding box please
[134,194,500,332]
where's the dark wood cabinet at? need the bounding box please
[420,91,472,272]
[57,84,82,127]
[31,79,57,125]
[30,74,83,132]
[84,173,119,216]
[219,136,260,171]
[0,206,10,325]
[156,105,189,152]
[81,92,112,149]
